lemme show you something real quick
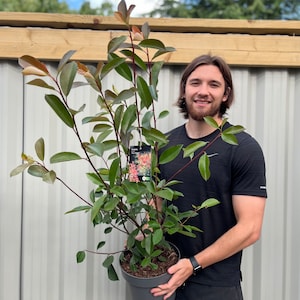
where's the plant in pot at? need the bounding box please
[10,1,243,299]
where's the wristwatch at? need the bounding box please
[189,256,202,275]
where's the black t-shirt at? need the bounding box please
[159,123,267,286]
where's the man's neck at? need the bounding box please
[185,117,222,139]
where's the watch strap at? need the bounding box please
[189,256,202,274]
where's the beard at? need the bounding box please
[185,101,221,121]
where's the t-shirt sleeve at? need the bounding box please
[231,136,267,198]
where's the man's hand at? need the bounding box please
[150,258,193,299]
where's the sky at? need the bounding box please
[66,0,160,16]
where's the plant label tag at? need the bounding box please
[129,145,151,182]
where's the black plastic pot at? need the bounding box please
[121,243,180,300]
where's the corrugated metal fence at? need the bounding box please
[1,60,300,300]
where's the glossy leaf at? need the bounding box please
[109,53,132,81]
[42,170,56,184]
[152,228,163,245]
[222,125,245,135]
[76,251,86,263]
[142,128,168,146]
[221,133,238,145]
[86,142,104,157]
[109,157,120,186]
[27,79,55,90]
[107,264,119,281]
[101,57,126,79]
[198,153,210,181]
[65,205,91,214]
[91,196,105,222]
[142,111,153,129]
[10,162,33,177]
[45,94,74,128]
[121,104,137,133]
[159,145,183,164]
[57,50,76,74]
[151,61,164,87]
[28,165,48,177]
[60,61,77,96]
[50,152,81,163]
[204,116,220,129]
[35,138,45,161]
[137,76,153,109]
[19,55,49,75]
[152,47,176,60]
[141,22,150,39]
[104,197,119,211]
[107,36,127,54]
[198,198,220,209]
[139,39,165,50]
[120,49,147,71]
[183,141,207,159]
[103,255,114,268]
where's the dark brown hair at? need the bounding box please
[177,54,234,118]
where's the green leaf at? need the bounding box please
[183,141,207,159]
[27,79,55,90]
[151,61,164,87]
[107,264,119,281]
[113,88,135,104]
[57,50,76,74]
[141,22,150,39]
[139,39,166,50]
[91,196,105,222]
[120,49,147,71]
[103,255,114,268]
[76,251,86,263]
[97,241,106,249]
[28,165,48,177]
[86,142,104,157]
[107,36,127,53]
[65,205,91,214]
[159,145,183,164]
[142,128,168,146]
[221,133,238,145]
[109,157,120,186]
[35,138,45,161]
[137,76,153,109]
[222,125,245,135]
[114,104,124,131]
[142,111,153,129]
[42,170,56,184]
[204,116,219,129]
[60,61,77,96]
[50,152,81,163]
[155,188,174,200]
[10,162,33,177]
[45,94,74,128]
[198,153,210,181]
[121,104,137,133]
[101,57,126,79]
[109,53,132,81]
[198,198,220,209]
[158,110,169,119]
[152,47,176,60]
[152,228,163,245]
[104,197,119,211]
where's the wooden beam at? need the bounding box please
[0,12,300,35]
[1,27,300,67]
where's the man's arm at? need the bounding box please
[151,195,266,299]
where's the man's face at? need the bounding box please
[184,64,228,121]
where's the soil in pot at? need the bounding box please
[120,245,179,300]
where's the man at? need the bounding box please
[151,55,267,300]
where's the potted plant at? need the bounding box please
[10,1,243,299]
